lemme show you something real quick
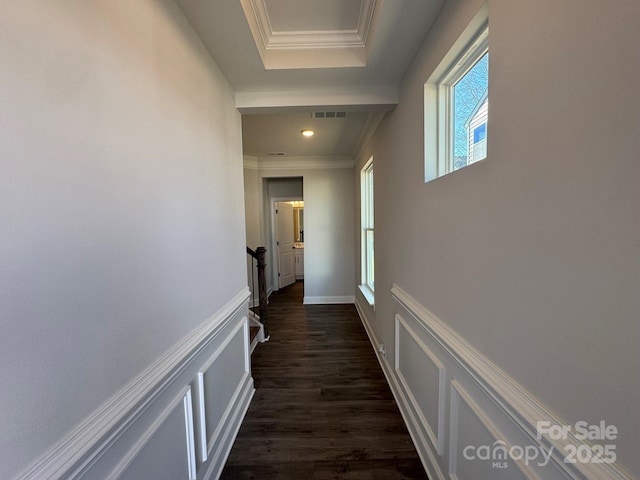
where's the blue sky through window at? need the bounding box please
[453,53,488,164]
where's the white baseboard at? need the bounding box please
[303,295,355,304]
[14,288,254,480]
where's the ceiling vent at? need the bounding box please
[312,111,348,119]
[268,152,287,156]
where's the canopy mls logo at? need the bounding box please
[462,421,619,469]
[463,440,554,469]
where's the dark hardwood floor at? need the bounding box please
[220,281,428,479]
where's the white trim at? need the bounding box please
[353,111,386,159]
[243,155,258,170]
[243,317,251,376]
[360,157,374,294]
[448,383,460,480]
[391,283,634,480]
[197,319,250,459]
[358,284,375,307]
[271,197,303,291]
[303,295,355,305]
[200,377,255,480]
[356,0,377,46]
[14,288,250,480]
[183,389,197,480]
[196,372,208,464]
[109,386,194,480]
[257,156,353,170]
[395,314,446,455]
[240,0,377,49]
[448,381,536,480]
[424,6,489,182]
[206,372,251,459]
[267,30,364,49]
[238,0,377,69]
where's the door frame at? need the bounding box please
[270,196,303,292]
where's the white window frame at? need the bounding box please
[425,14,488,182]
[359,157,374,305]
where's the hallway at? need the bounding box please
[220,282,428,479]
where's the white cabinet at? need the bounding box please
[294,248,304,279]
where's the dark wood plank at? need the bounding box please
[220,281,428,479]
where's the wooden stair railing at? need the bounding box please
[246,246,268,339]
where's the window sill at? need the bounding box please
[358,285,375,308]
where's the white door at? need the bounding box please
[276,202,296,289]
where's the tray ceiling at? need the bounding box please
[240,0,378,69]
[174,0,446,158]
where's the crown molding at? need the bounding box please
[243,156,258,170]
[353,111,386,160]
[255,156,353,170]
[239,0,378,69]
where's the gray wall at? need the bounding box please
[355,0,640,475]
[243,166,262,249]
[267,177,304,200]
[0,1,247,478]
[245,159,355,302]
[243,164,261,304]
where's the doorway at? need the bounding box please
[275,201,296,289]
[272,198,304,289]
[265,177,304,299]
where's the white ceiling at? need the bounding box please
[174,0,446,159]
[265,0,363,32]
[242,111,371,158]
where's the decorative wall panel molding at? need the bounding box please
[15,288,254,480]
[356,286,633,480]
[111,387,197,480]
[448,381,532,480]
[196,319,250,462]
[389,283,633,480]
[395,314,446,455]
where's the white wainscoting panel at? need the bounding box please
[183,389,197,480]
[355,285,633,480]
[15,288,255,480]
[448,381,532,480]
[111,387,196,480]
[395,314,446,455]
[197,319,250,461]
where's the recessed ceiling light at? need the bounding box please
[301,129,314,137]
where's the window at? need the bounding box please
[425,20,488,181]
[360,158,374,304]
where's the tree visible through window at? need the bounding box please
[453,52,488,169]
[424,22,488,181]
